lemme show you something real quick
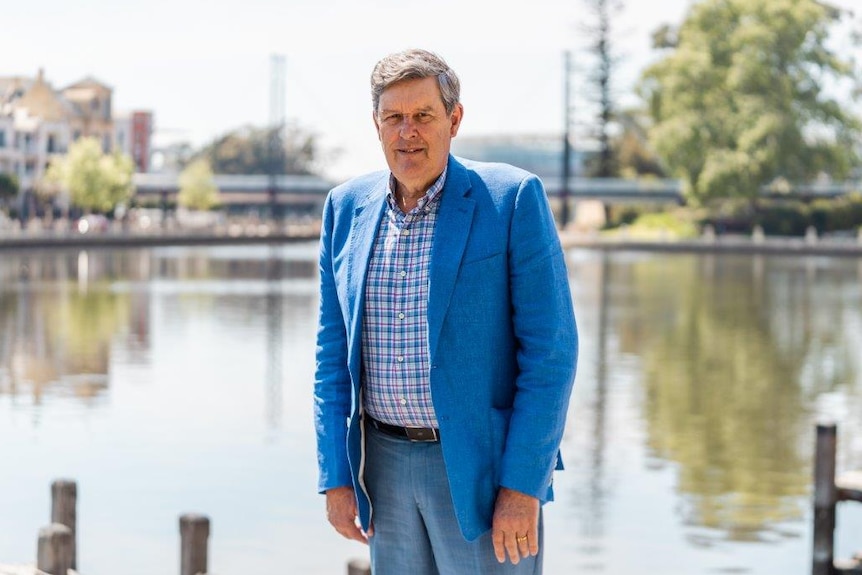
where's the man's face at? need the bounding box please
[374,76,463,195]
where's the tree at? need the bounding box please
[614,109,666,179]
[46,137,135,213]
[639,0,861,204]
[581,0,625,178]
[177,158,220,211]
[196,123,321,175]
[0,172,19,210]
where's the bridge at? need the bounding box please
[132,172,333,216]
[542,177,684,204]
[132,172,860,215]
[759,181,861,200]
[543,177,861,205]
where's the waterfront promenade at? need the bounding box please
[560,228,862,257]
[0,218,321,251]
[2,218,861,257]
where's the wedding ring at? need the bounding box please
[516,535,527,542]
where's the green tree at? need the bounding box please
[197,123,320,175]
[0,172,19,210]
[177,158,220,211]
[639,0,861,204]
[46,137,135,213]
[614,109,666,178]
[581,0,624,178]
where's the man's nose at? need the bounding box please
[399,117,419,138]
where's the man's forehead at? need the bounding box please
[378,102,438,113]
[380,77,443,101]
[379,78,444,110]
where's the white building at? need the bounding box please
[0,69,152,216]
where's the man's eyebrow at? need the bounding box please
[379,106,436,114]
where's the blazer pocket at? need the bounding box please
[461,251,503,267]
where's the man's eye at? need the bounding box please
[384,114,402,124]
[416,113,432,122]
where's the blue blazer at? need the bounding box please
[314,155,578,541]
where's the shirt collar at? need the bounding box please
[386,167,448,213]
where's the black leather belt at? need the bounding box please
[367,416,440,442]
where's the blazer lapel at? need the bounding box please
[347,176,388,378]
[428,156,475,361]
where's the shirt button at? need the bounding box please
[396,356,404,363]
[402,229,410,236]
[400,398,407,406]
[400,271,407,278]
[398,312,405,320]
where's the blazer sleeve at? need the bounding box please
[499,174,579,500]
[313,191,353,493]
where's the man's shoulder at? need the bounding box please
[330,169,389,196]
[453,156,538,186]
[325,170,389,211]
[451,156,543,200]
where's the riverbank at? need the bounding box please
[558,230,862,257]
[2,223,861,257]
[0,221,321,251]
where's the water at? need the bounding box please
[1,245,860,574]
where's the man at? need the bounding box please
[314,48,578,574]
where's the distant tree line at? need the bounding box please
[5,0,860,224]
[194,123,323,176]
[0,121,328,219]
[582,0,861,210]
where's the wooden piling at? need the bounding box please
[812,422,837,575]
[37,523,73,575]
[179,514,210,575]
[835,555,862,575]
[50,479,77,570]
[347,558,371,575]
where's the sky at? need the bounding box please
[2,0,859,182]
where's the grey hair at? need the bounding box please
[371,49,461,116]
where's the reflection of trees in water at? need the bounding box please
[561,253,615,570]
[638,255,860,542]
[0,254,131,402]
[265,247,284,433]
[0,246,320,412]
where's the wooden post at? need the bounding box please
[180,513,210,575]
[812,423,837,575]
[347,558,371,575]
[51,479,77,570]
[37,523,73,575]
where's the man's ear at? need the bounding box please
[449,103,464,138]
[372,111,382,140]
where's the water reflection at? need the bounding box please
[625,255,859,541]
[0,252,130,406]
[1,246,860,574]
[265,246,284,433]
[0,246,317,430]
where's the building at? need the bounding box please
[452,134,682,226]
[61,76,115,152]
[0,69,154,215]
[114,110,154,173]
[451,133,586,181]
[130,111,153,173]
[0,71,74,197]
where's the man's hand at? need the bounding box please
[491,487,540,564]
[325,486,372,544]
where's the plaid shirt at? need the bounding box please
[361,169,446,428]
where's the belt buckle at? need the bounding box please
[405,427,439,442]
